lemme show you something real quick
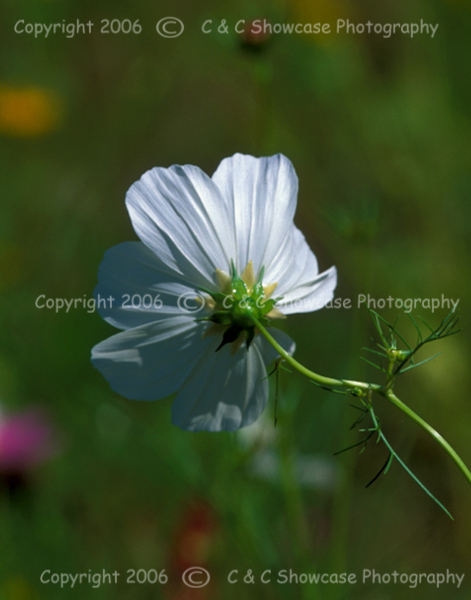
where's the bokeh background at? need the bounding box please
[1,0,471,598]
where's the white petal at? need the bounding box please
[278,266,337,315]
[264,226,337,315]
[171,340,268,432]
[91,317,212,400]
[255,328,296,366]
[94,242,211,330]
[211,153,298,276]
[262,225,310,294]
[125,165,237,289]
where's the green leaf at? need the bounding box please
[368,309,389,346]
[365,452,393,488]
[360,356,386,372]
[368,308,413,350]
[368,407,453,519]
[407,313,423,344]
[416,314,436,335]
[334,431,375,456]
[363,347,388,358]
[399,353,441,373]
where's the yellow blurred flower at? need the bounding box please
[0,85,62,137]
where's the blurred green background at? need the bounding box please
[1,0,471,598]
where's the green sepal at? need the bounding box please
[252,266,265,298]
[258,316,271,328]
[259,298,276,313]
[230,260,248,298]
[197,286,228,306]
[209,311,233,326]
[245,327,255,351]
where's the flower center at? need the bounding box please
[198,260,284,352]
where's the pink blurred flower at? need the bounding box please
[0,409,57,472]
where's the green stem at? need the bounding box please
[252,317,380,393]
[251,317,471,490]
[380,389,471,487]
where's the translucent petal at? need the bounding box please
[125,164,237,289]
[262,225,310,294]
[255,328,296,366]
[211,153,298,277]
[93,241,210,330]
[265,226,337,315]
[277,266,337,315]
[171,339,268,432]
[91,317,212,400]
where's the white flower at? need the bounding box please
[91,153,337,432]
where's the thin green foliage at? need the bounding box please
[340,400,454,519]
[362,307,461,379]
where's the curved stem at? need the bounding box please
[252,317,380,392]
[252,317,471,490]
[381,389,471,487]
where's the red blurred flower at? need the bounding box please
[239,19,272,51]
[166,501,218,600]
[172,502,217,571]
